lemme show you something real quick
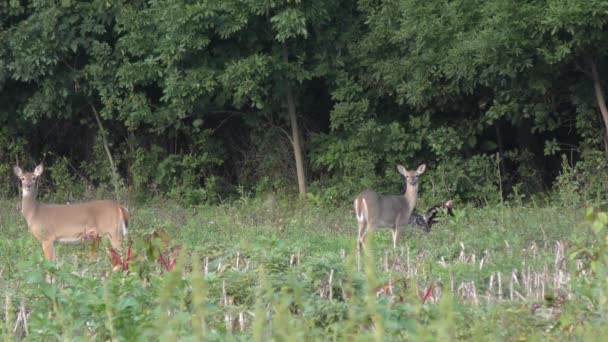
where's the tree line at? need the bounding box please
[1,0,608,205]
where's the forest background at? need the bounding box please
[2,0,608,207]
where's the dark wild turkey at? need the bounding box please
[409,200,454,232]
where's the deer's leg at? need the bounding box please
[392,226,402,249]
[357,219,367,251]
[393,227,401,249]
[42,240,55,261]
[361,222,376,251]
[392,215,402,249]
[355,198,367,251]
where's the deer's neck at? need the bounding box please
[404,184,419,211]
[21,193,39,225]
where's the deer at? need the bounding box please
[14,164,129,261]
[354,164,426,251]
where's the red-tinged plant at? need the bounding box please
[158,252,177,272]
[157,244,181,272]
[421,285,433,304]
[142,228,170,260]
[141,228,182,272]
[108,241,136,272]
[108,248,126,271]
[80,229,102,259]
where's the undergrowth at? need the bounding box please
[0,196,606,340]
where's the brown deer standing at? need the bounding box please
[354,164,426,250]
[14,164,129,260]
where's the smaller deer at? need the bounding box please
[14,164,129,261]
[354,164,426,250]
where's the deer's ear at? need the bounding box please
[397,165,407,176]
[34,164,44,176]
[416,164,426,175]
[13,166,23,177]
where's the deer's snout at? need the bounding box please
[22,179,36,191]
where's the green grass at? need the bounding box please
[0,196,605,340]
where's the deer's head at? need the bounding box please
[14,164,44,196]
[397,164,426,187]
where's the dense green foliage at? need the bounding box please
[2,0,608,204]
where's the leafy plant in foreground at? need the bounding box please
[564,208,608,331]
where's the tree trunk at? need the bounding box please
[589,59,608,147]
[282,42,307,197]
[91,104,121,201]
[494,121,507,182]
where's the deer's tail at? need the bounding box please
[118,206,129,236]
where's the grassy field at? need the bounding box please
[0,195,607,340]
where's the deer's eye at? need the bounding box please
[20,177,25,181]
